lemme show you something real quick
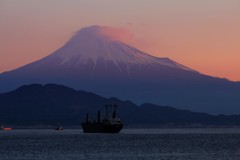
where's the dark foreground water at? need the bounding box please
[1,128,240,160]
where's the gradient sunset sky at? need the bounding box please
[1,0,240,81]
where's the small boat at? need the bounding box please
[55,126,63,130]
[82,104,123,133]
[1,126,12,130]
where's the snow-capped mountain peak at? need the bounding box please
[38,25,194,72]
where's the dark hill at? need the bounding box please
[0,84,240,126]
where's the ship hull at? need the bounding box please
[82,123,123,133]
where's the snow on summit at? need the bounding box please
[40,25,194,72]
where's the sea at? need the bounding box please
[1,128,240,160]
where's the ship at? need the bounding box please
[81,104,123,133]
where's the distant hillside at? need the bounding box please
[0,84,240,126]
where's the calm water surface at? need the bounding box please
[1,128,240,160]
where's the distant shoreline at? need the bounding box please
[3,124,240,130]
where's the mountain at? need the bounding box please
[1,84,240,126]
[0,25,240,114]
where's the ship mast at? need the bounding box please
[105,104,118,121]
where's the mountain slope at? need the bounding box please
[1,84,240,126]
[0,25,240,114]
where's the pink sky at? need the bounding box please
[0,0,240,81]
